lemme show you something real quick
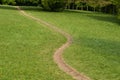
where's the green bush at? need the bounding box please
[41,0,66,11]
[116,5,120,19]
[118,5,120,19]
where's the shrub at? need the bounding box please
[117,5,120,19]
[41,0,66,12]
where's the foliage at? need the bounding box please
[112,0,120,18]
[0,0,41,6]
[0,0,120,15]
[15,0,41,6]
[41,0,66,11]
[0,0,16,5]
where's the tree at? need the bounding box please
[41,0,66,11]
[97,0,111,12]
[111,0,120,18]
[87,0,98,12]
[0,0,16,5]
[15,0,40,6]
[75,0,89,10]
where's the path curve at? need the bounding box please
[16,6,90,80]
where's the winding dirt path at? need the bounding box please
[16,6,90,80]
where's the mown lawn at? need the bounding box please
[0,6,73,80]
[21,6,120,80]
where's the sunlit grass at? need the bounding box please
[22,6,120,80]
[0,6,73,80]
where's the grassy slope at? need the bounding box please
[0,6,73,80]
[22,7,120,80]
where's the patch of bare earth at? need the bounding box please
[16,6,90,80]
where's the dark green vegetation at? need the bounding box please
[21,6,120,80]
[66,0,120,18]
[41,0,66,11]
[0,0,41,6]
[0,6,73,80]
[0,0,120,16]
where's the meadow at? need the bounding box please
[0,5,120,80]
[0,6,73,80]
[21,6,120,80]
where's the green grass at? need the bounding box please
[21,6,120,80]
[0,6,73,80]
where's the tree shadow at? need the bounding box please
[0,5,17,10]
[64,9,120,25]
[0,5,119,25]
[0,5,92,13]
[0,5,43,12]
[74,37,120,61]
[64,10,120,25]
[64,9,93,15]
[20,6,42,12]
[87,14,120,25]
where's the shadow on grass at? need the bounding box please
[88,15,120,25]
[0,5,17,10]
[64,10,120,25]
[0,5,43,12]
[64,9,93,15]
[74,37,120,61]
[20,6,42,11]
[0,5,119,25]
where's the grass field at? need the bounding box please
[21,6,120,80]
[0,6,73,80]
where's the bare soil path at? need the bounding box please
[16,6,90,80]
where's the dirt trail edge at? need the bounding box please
[16,6,90,80]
